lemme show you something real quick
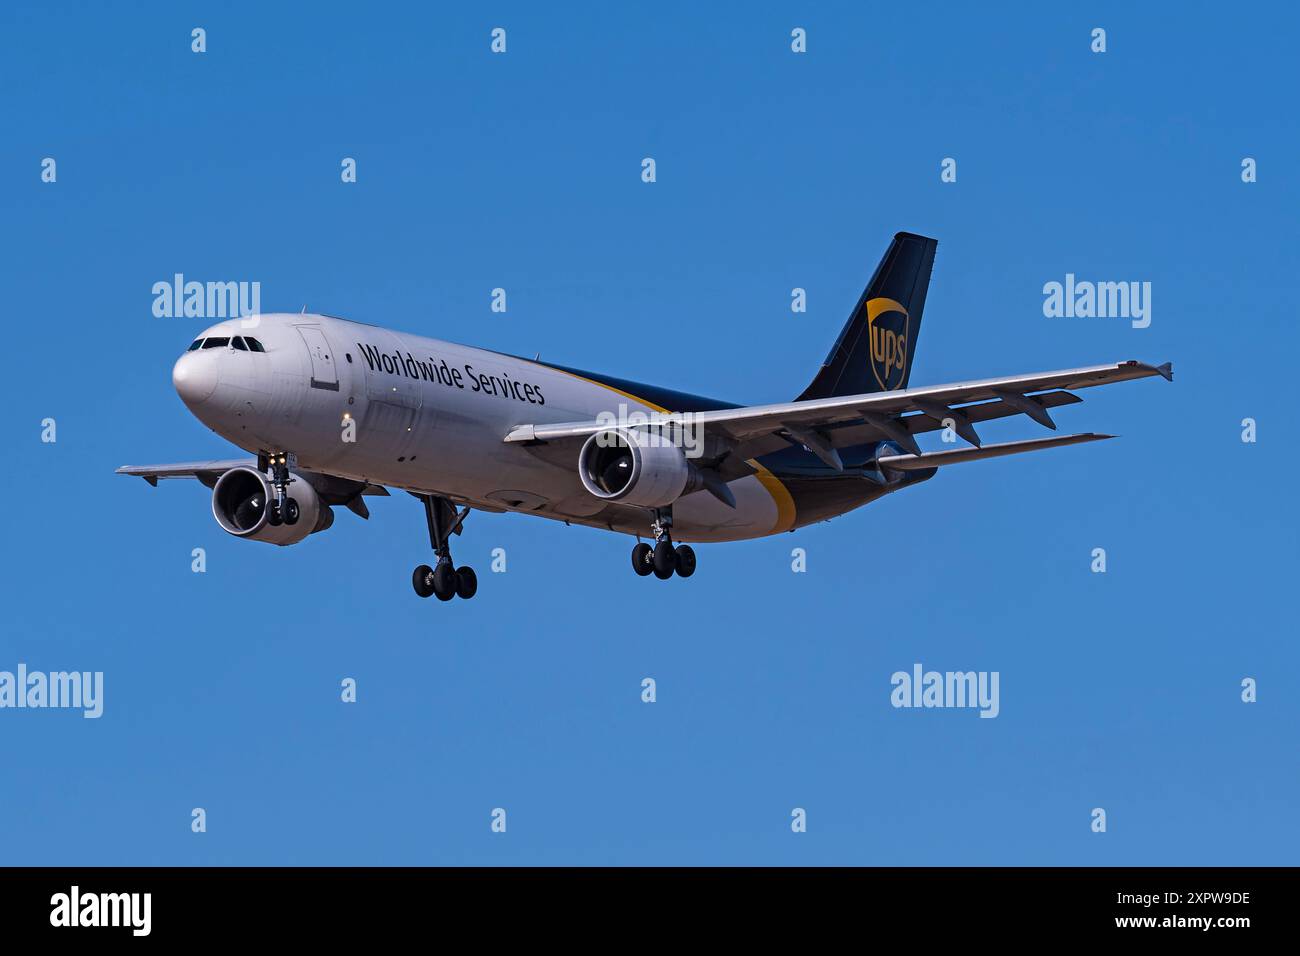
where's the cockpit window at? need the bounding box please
[245,337,266,352]
[231,336,248,351]
[187,339,204,351]
[201,337,230,349]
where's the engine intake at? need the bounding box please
[579,428,707,508]
[211,467,332,546]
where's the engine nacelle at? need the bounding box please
[579,428,705,508]
[211,467,333,546]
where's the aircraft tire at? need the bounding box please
[652,541,676,578]
[433,563,457,601]
[632,543,654,576]
[412,564,435,598]
[674,545,696,578]
[455,566,478,600]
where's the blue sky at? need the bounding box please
[1,1,1296,864]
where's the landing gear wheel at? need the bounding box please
[455,566,478,600]
[674,545,696,578]
[412,564,435,598]
[415,494,476,604]
[652,540,676,579]
[631,543,654,577]
[432,563,458,602]
[267,502,283,527]
[283,498,300,525]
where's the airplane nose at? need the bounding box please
[173,352,218,406]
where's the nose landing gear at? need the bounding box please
[630,507,696,580]
[411,493,477,601]
[260,452,300,527]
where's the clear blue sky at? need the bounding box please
[2,1,1296,865]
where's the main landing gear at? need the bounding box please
[631,506,696,580]
[411,493,477,602]
[260,452,300,527]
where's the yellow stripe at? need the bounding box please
[747,459,796,534]
[545,367,672,414]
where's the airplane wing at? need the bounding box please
[116,459,261,487]
[116,459,389,517]
[505,359,1171,478]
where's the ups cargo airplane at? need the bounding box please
[119,233,1171,601]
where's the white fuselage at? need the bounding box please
[173,314,795,542]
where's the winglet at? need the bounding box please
[1125,359,1173,381]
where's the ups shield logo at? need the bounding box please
[865,297,910,390]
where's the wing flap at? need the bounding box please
[826,390,1081,448]
[712,390,1084,476]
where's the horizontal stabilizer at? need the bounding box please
[877,433,1113,471]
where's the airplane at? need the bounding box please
[118,232,1171,602]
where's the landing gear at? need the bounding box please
[260,451,300,527]
[410,493,477,601]
[630,507,698,580]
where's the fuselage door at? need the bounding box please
[296,325,339,391]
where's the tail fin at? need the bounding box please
[797,232,938,400]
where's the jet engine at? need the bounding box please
[579,427,720,509]
[211,466,333,546]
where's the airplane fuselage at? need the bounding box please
[173,313,896,543]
